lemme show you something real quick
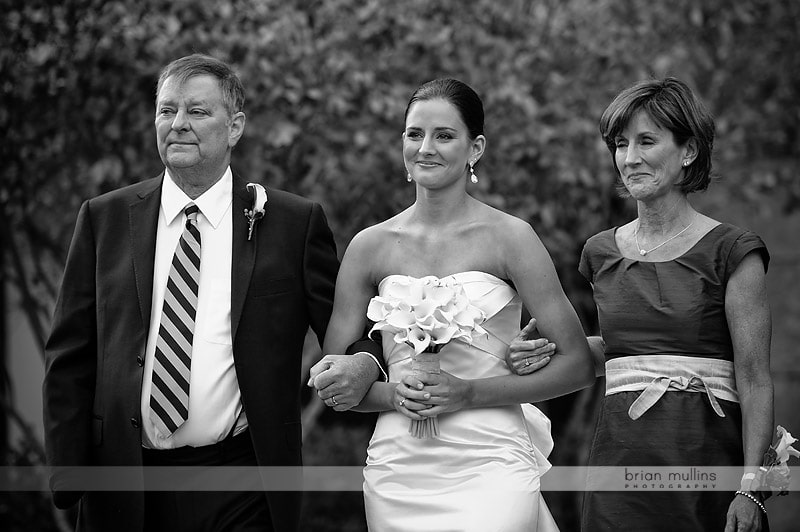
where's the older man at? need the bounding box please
[43,53,378,532]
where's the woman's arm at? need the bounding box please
[416,220,594,413]
[312,223,454,416]
[724,252,773,530]
[728,252,774,468]
[310,229,386,410]
[321,231,373,356]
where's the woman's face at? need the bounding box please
[403,99,483,189]
[613,110,694,201]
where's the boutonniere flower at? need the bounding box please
[244,182,268,241]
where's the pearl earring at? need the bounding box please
[683,160,690,167]
[407,172,412,182]
[469,161,478,184]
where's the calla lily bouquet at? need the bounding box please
[758,425,799,497]
[367,275,487,354]
[244,182,268,241]
[367,275,487,438]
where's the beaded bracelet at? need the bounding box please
[735,490,767,516]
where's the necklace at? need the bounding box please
[635,216,695,256]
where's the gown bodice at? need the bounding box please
[378,271,525,381]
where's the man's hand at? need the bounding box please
[307,353,381,411]
[505,318,556,375]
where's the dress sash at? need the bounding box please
[605,355,739,420]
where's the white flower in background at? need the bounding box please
[759,425,799,496]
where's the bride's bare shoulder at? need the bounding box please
[345,210,410,255]
[478,204,538,240]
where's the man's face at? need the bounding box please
[155,74,243,177]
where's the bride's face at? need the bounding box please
[403,99,482,189]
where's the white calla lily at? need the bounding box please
[244,182,268,241]
[366,296,395,322]
[366,275,487,353]
[407,327,432,354]
[246,182,268,214]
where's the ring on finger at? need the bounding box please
[399,398,406,407]
[525,358,531,366]
[331,396,338,406]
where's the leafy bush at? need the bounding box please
[2,1,797,530]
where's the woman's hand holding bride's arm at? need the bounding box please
[505,318,556,375]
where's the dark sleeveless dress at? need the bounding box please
[579,223,769,532]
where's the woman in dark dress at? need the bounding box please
[578,78,774,531]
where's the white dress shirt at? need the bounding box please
[141,168,248,449]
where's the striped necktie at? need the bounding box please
[150,204,201,436]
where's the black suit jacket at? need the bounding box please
[42,172,339,531]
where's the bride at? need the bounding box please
[320,78,594,531]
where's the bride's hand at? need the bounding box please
[409,371,472,416]
[393,376,431,420]
[506,318,556,375]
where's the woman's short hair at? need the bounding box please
[156,54,245,117]
[599,77,715,194]
[404,79,484,140]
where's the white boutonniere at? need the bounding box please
[244,182,268,241]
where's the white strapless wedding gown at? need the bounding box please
[364,271,559,532]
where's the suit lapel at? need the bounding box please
[231,174,257,341]
[129,175,163,333]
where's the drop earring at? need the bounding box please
[469,161,478,184]
[406,172,412,182]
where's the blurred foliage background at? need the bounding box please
[1,0,798,530]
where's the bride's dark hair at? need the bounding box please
[404,79,484,140]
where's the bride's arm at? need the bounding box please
[309,230,382,410]
[417,219,595,413]
[311,229,431,416]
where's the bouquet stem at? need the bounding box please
[409,344,442,439]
